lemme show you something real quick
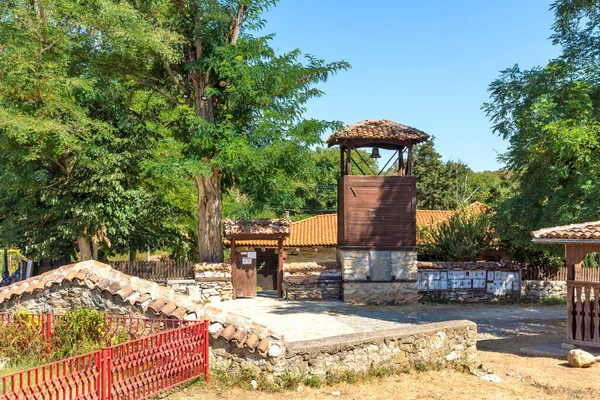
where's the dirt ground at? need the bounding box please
[169,305,600,400]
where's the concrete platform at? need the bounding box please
[216,292,564,342]
[521,342,600,360]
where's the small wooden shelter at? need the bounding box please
[532,221,600,347]
[327,119,429,249]
[223,219,290,299]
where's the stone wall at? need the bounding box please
[418,262,522,302]
[338,249,418,304]
[282,262,341,300]
[167,263,233,303]
[521,280,567,302]
[0,283,150,317]
[282,320,477,377]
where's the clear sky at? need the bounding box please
[262,0,561,172]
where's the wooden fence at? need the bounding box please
[522,266,600,282]
[111,261,195,282]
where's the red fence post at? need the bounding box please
[45,313,53,354]
[100,347,112,400]
[203,320,210,382]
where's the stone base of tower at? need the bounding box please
[337,248,418,305]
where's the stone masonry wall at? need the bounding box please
[338,249,418,305]
[283,320,477,377]
[168,263,232,303]
[418,262,522,303]
[282,262,341,300]
[521,280,567,302]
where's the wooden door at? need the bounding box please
[233,251,257,298]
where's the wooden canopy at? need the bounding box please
[532,221,600,347]
[223,219,290,298]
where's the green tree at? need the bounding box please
[412,138,508,210]
[0,0,182,260]
[483,0,600,260]
[418,207,494,261]
[83,0,350,262]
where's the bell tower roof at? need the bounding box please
[326,119,430,148]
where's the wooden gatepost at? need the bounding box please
[327,119,429,304]
[532,221,600,347]
[223,219,290,299]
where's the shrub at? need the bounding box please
[51,308,109,360]
[419,207,494,261]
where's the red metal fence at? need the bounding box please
[0,314,209,399]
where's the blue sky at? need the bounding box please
[263,0,561,171]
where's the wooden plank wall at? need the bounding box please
[338,175,416,247]
[111,261,195,283]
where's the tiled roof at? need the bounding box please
[231,210,454,248]
[0,261,284,358]
[416,209,454,226]
[417,261,521,271]
[532,221,600,241]
[223,219,290,237]
[326,119,430,146]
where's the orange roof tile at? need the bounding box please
[232,210,456,248]
[532,221,600,241]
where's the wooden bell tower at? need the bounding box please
[328,119,429,249]
[327,120,429,300]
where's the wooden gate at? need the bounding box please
[233,251,257,298]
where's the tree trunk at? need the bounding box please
[2,248,8,274]
[77,238,92,261]
[196,171,224,262]
[92,239,99,261]
[129,249,137,262]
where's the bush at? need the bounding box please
[419,207,494,261]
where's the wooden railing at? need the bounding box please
[522,266,600,282]
[567,281,600,347]
[111,261,195,283]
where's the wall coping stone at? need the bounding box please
[418,261,522,271]
[286,319,477,357]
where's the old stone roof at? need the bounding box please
[326,119,430,147]
[223,218,290,238]
[532,221,600,241]
[417,261,522,271]
[230,210,456,248]
[0,261,284,358]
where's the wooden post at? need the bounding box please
[407,145,413,176]
[398,148,405,176]
[277,238,284,298]
[345,144,352,175]
[231,239,237,300]
[340,145,345,177]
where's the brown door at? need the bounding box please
[233,251,257,298]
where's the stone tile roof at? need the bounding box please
[223,218,290,237]
[231,210,455,248]
[326,119,430,147]
[417,261,522,271]
[0,261,284,358]
[532,221,600,241]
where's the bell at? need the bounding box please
[370,146,381,159]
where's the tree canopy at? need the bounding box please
[0,0,349,262]
[483,0,600,261]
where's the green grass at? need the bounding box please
[540,295,567,305]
